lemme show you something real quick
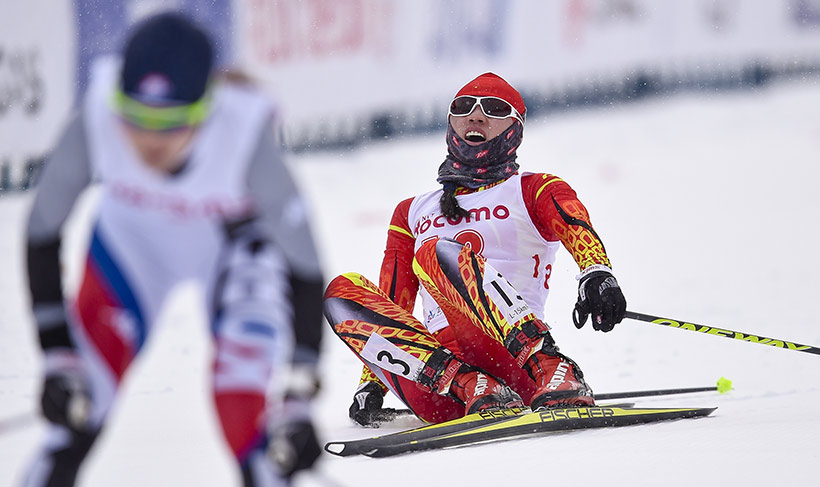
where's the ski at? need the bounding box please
[363,405,716,458]
[325,406,528,457]
[326,380,728,457]
[323,402,634,457]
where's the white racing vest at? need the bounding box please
[408,174,561,333]
[82,57,272,312]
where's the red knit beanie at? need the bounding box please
[454,72,526,120]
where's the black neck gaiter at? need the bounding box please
[436,120,523,218]
[437,120,523,189]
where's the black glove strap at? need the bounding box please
[573,301,590,329]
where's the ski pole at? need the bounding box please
[595,377,732,400]
[625,310,820,356]
[0,412,37,435]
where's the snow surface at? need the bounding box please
[2,79,820,486]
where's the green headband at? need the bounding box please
[112,88,211,130]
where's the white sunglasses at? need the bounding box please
[448,95,525,123]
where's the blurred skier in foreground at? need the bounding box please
[23,12,324,486]
[324,72,627,425]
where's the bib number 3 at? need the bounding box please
[361,333,425,380]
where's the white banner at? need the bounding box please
[3,0,820,189]
[232,0,820,145]
[0,0,76,190]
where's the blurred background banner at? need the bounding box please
[2,0,820,190]
[1,0,76,192]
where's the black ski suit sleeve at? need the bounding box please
[26,112,92,351]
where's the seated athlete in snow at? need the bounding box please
[323,73,628,426]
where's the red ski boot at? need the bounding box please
[450,368,525,415]
[524,350,594,410]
